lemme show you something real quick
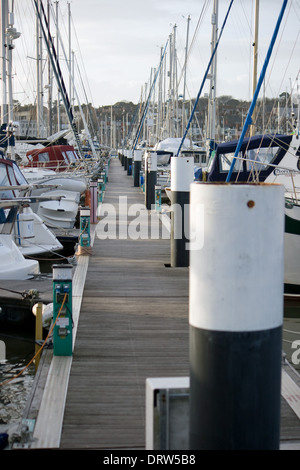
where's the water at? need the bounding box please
[0,333,35,432]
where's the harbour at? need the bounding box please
[0,156,299,451]
[0,0,299,454]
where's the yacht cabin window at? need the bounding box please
[245,146,278,171]
[219,152,243,172]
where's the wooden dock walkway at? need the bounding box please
[25,157,300,450]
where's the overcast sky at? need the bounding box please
[13,0,300,107]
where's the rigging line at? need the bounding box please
[177,0,234,157]
[226,0,288,182]
[132,38,169,151]
[176,1,210,89]
[51,1,96,118]
[45,3,96,158]
[187,0,210,60]
[32,1,72,124]
[35,1,87,160]
[73,55,97,138]
[262,1,294,100]
[69,10,95,110]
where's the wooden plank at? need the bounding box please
[281,368,300,419]
[27,157,300,450]
[29,227,95,449]
[31,356,72,449]
[58,159,189,449]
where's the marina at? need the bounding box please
[0,156,299,450]
[0,0,300,453]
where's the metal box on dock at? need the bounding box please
[146,377,189,450]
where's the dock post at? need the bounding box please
[34,301,43,372]
[170,156,194,267]
[90,181,98,224]
[52,264,73,357]
[145,151,157,210]
[189,183,285,449]
[77,207,91,255]
[127,150,133,176]
[133,149,142,187]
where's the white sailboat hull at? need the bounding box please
[21,169,87,229]
[12,208,63,256]
[0,234,39,279]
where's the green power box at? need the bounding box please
[52,264,73,356]
[79,208,91,248]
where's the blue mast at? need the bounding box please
[176,0,234,157]
[226,0,288,182]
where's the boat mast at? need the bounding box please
[182,15,191,136]
[54,1,61,132]
[47,0,53,136]
[36,1,44,138]
[157,46,163,142]
[173,24,178,138]
[1,0,8,126]
[250,0,259,137]
[5,3,21,160]
[68,2,73,116]
[207,0,218,155]
[226,0,288,182]
[177,0,234,157]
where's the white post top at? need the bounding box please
[80,208,90,217]
[52,264,73,281]
[134,149,143,161]
[189,182,285,332]
[145,151,157,171]
[171,156,194,192]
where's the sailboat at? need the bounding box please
[199,131,300,294]
[20,144,87,230]
[195,0,300,294]
[0,154,63,257]
[0,231,39,280]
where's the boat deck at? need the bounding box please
[21,157,300,450]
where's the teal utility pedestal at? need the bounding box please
[98,178,104,203]
[52,264,73,356]
[155,185,162,212]
[79,208,91,248]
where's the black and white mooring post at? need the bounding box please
[170,155,194,267]
[133,149,142,187]
[124,150,128,171]
[127,150,133,176]
[90,181,98,224]
[145,151,157,210]
[189,182,285,450]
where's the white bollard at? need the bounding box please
[189,182,285,450]
[170,156,194,267]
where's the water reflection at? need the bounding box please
[0,334,35,429]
